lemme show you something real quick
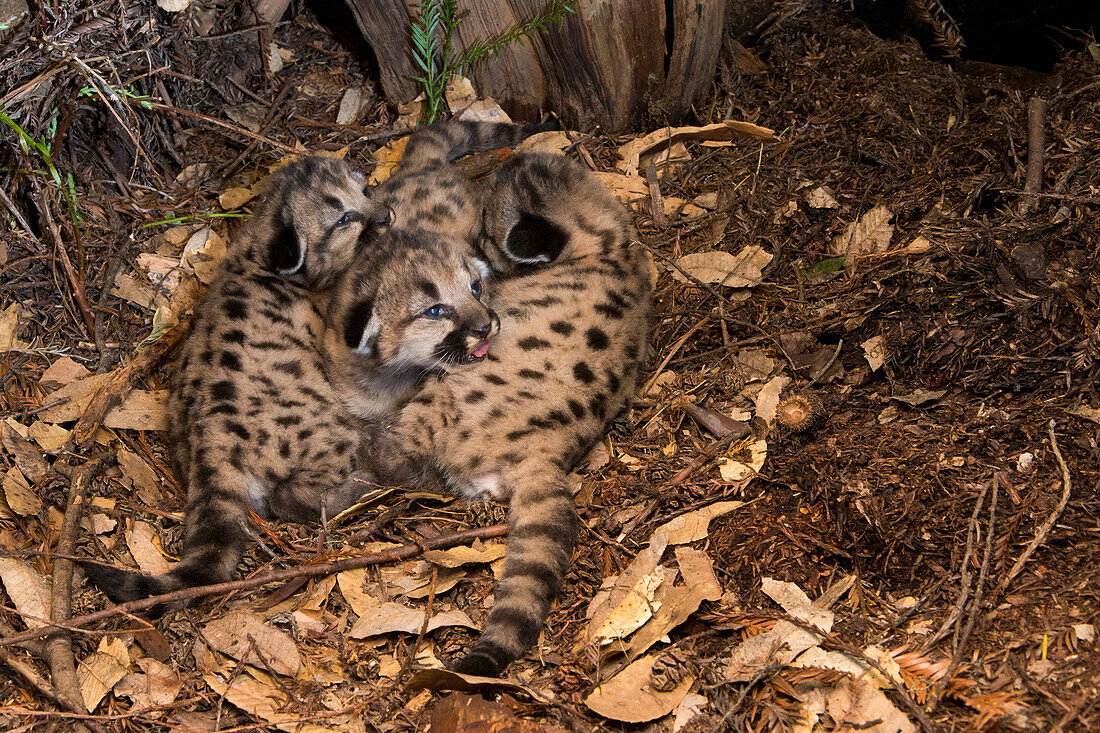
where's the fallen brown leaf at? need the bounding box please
[584,653,697,723]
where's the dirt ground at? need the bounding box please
[1,1,1097,731]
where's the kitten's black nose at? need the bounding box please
[472,323,492,339]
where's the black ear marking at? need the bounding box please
[270,221,303,275]
[505,212,568,264]
[344,296,375,350]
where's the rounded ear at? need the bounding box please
[271,219,306,276]
[504,212,568,265]
[343,295,379,355]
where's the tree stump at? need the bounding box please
[342,0,728,131]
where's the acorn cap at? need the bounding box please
[776,392,822,432]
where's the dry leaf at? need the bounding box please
[618,120,776,177]
[39,357,92,389]
[78,637,130,711]
[761,577,833,633]
[805,186,840,209]
[115,657,181,713]
[116,448,163,506]
[3,467,41,516]
[589,533,668,644]
[218,186,255,210]
[348,602,476,638]
[673,693,708,733]
[369,136,409,185]
[336,87,364,125]
[2,422,47,482]
[202,610,303,677]
[429,692,566,733]
[592,172,649,203]
[515,130,573,155]
[754,375,791,425]
[671,246,772,287]
[110,272,155,310]
[444,75,478,113]
[693,192,719,210]
[0,301,28,350]
[458,98,512,124]
[725,620,820,682]
[904,235,932,254]
[889,389,946,407]
[181,228,228,285]
[127,521,171,575]
[27,420,71,452]
[862,335,886,372]
[422,543,506,568]
[1069,405,1100,424]
[406,668,547,702]
[0,558,51,627]
[224,102,267,133]
[104,389,169,432]
[825,678,915,733]
[336,568,382,617]
[618,549,722,662]
[202,673,330,731]
[718,438,767,483]
[829,205,894,264]
[174,163,210,186]
[584,653,697,723]
[157,0,194,11]
[652,501,745,545]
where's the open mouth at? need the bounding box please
[462,338,491,364]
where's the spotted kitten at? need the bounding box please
[345,152,653,676]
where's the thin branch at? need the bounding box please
[998,420,1072,594]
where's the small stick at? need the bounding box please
[645,159,665,226]
[43,455,114,726]
[921,480,988,653]
[31,186,96,337]
[1019,96,1048,215]
[68,319,189,451]
[0,524,508,649]
[928,474,998,712]
[998,420,1072,594]
[640,315,712,396]
[145,101,297,154]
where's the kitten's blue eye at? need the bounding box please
[471,280,482,297]
[423,304,447,319]
[336,212,353,227]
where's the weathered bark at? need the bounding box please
[343,0,729,131]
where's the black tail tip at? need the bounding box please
[80,561,165,607]
[449,651,505,678]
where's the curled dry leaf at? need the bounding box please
[673,693,709,733]
[27,420,71,451]
[202,673,338,732]
[422,542,506,568]
[588,533,669,645]
[805,186,840,209]
[515,130,573,155]
[0,301,27,350]
[671,246,772,287]
[429,692,567,733]
[202,610,303,677]
[761,577,834,633]
[2,422,47,482]
[78,637,130,712]
[592,171,649,203]
[218,186,255,210]
[584,653,697,723]
[116,448,163,506]
[406,668,547,703]
[336,567,381,617]
[38,356,92,389]
[348,602,476,638]
[617,120,776,177]
[0,557,51,627]
[652,501,745,546]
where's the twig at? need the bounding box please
[68,319,189,451]
[0,186,44,253]
[998,420,1072,594]
[928,474,998,713]
[30,185,96,337]
[807,338,843,386]
[0,645,72,713]
[1019,96,1047,216]
[43,454,114,729]
[645,159,665,226]
[641,315,712,396]
[0,524,508,649]
[145,101,298,153]
[921,481,988,652]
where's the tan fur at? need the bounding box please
[350,153,653,676]
[84,157,392,603]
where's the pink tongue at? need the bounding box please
[471,339,490,358]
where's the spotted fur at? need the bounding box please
[83,158,392,603]
[351,153,653,676]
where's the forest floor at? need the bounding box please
[0,2,1097,731]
